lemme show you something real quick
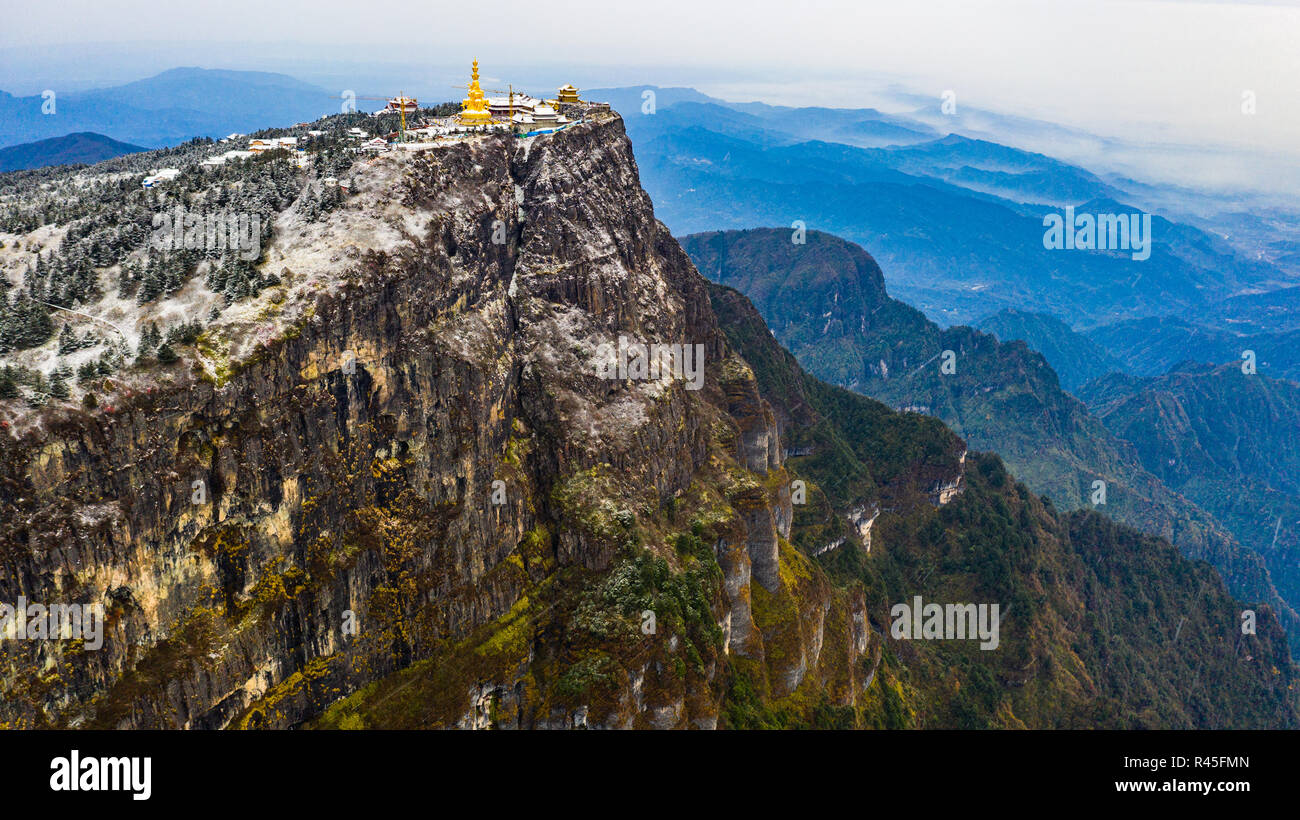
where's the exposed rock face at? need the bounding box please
[0,116,878,728]
[847,504,879,553]
[928,450,966,506]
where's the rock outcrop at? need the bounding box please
[0,116,879,728]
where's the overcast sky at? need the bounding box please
[3,0,1298,162]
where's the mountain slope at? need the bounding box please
[0,132,145,172]
[0,113,891,728]
[709,283,1297,728]
[682,227,1299,653]
[976,308,1127,392]
[0,111,1294,730]
[1083,363,1300,614]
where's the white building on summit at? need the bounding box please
[141,168,180,188]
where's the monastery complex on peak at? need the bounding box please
[455,58,609,134]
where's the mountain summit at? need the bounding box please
[0,112,1293,729]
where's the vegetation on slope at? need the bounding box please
[709,282,1299,728]
[684,227,1299,654]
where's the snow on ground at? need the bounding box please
[0,224,70,287]
[0,150,418,386]
[0,247,224,382]
[212,153,422,368]
[0,128,557,435]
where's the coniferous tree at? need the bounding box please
[163,253,182,294]
[137,260,164,304]
[137,323,157,360]
[118,260,138,299]
[49,371,70,400]
[11,296,54,350]
[165,320,203,347]
[0,294,11,354]
[302,186,321,222]
[0,366,18,399]
[58,323,77,354]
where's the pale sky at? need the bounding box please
[3,0,1298,163]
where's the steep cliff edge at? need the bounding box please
[1,116,1294,730]
[0,117,894,728]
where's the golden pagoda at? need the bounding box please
[459,59,493,126]
[556,83,581,104]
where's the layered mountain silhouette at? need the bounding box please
[602,86,1286,327]
[682,227,1299,652]
[0,68,342,153]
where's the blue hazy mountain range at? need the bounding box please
[2,70,1293,332]
[0,68,350,151]
[974,309,1127,393]
[977,306,1300,391]
[590,86,1293,328]
[0,132,145,172]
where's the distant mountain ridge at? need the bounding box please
[1086,316,1300,383]
[682,227,1300,653]
[0,132,145,172]
[976,309,1127,393]
[605,89,1284,326]
[0,67,341,151]
[973,305,1300,393]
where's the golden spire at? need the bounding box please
[459,58,492,126]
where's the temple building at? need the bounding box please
[489,92,542,120]
[386,96,418,114]
[450,62,605,134]
[530,104,561,127]
[458,60,493,126]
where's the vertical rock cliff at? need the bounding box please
[3,113,1292,730]
[0,116,888,728]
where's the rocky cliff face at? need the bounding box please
[7,115,1291,730]
[0,116,888,728]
